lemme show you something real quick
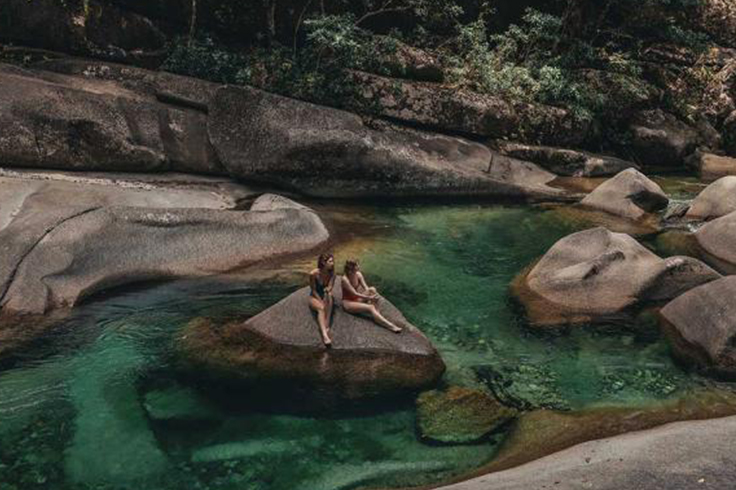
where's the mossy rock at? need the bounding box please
[416,387,516,444]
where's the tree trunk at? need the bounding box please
[188,0,197,47]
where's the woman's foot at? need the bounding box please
[389,325,402,334]
[323,336,333,347]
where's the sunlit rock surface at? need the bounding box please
[694,210,736,273]
[177,281,445,401]
[513,227,720,325]
[661,276,736,378]
[686,176,736,220]
[580,168,668,222]
[0,172,328,316]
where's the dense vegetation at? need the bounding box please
[3,0,728,150]
[155,0,707,123]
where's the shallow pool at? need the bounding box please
[0,202,725,490]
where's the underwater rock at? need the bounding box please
[686,176,736,220]
[416,386,516,444]
[580,168,669,222]
[473,364,570,411]
[143,385,220,423]
[65,335,167,485]
[304,460,451,490]
[694,210,736,273]
[0,179,328,315]
[208,85,570,200]
[660,276,736,378]
[513,227,720,326]
[177,281,445,402]
[191,439,316,463]
[495,141,639,177]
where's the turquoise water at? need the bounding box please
[0,203,718,490]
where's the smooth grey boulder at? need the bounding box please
[208,85,568,200]
[514,227,720,326]
[0,173,327,315]
[686,176,736,220]
[434,415,736,490]
[35,59,220,109]
[495,141,639,177]
[660,276,736,378]
[580,168,669,221]
[178,280,445,401]
[694,210,736,273]
[686,151,736,182]
[628,109,700,167]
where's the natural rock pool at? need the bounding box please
[1,197,733,490]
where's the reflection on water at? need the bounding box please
[0,202,728,490]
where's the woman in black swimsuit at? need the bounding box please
[309,253,335,347]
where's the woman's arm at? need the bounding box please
[309,271,318,298]
[342,276,374,301]
[325,273,335,294]
[358,272,376,295]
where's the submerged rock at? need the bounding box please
[143,385,220,423]
[0,173,328,316]
[580,168,669,222]
[513,227,720,326]
[65,334,167,485]
[474,364,570,411]
[686,176,736,220]
[177,282,445,401]
[660,276,736,378]
[416,387,516,444]
[496,141,639,177]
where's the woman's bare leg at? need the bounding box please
[309,297,332,346]
[343,301,401,333]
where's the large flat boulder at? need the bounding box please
[694,210,736,273]
[580,168,669,221]
[435,415,736,490]
[208,85,568,200]
[0,172,327,316]
[513,227,720,326]
[177,281,445,401]
[0,63,222,174]
[686,176,736,220]
[495,141,639,177]
[660,277,736,378]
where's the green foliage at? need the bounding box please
[162,36,245,84]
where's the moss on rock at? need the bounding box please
[416,386,517,444]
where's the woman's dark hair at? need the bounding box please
[317,253,334,271]
[344,260,359,275]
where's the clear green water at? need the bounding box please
[0,203,719,490]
